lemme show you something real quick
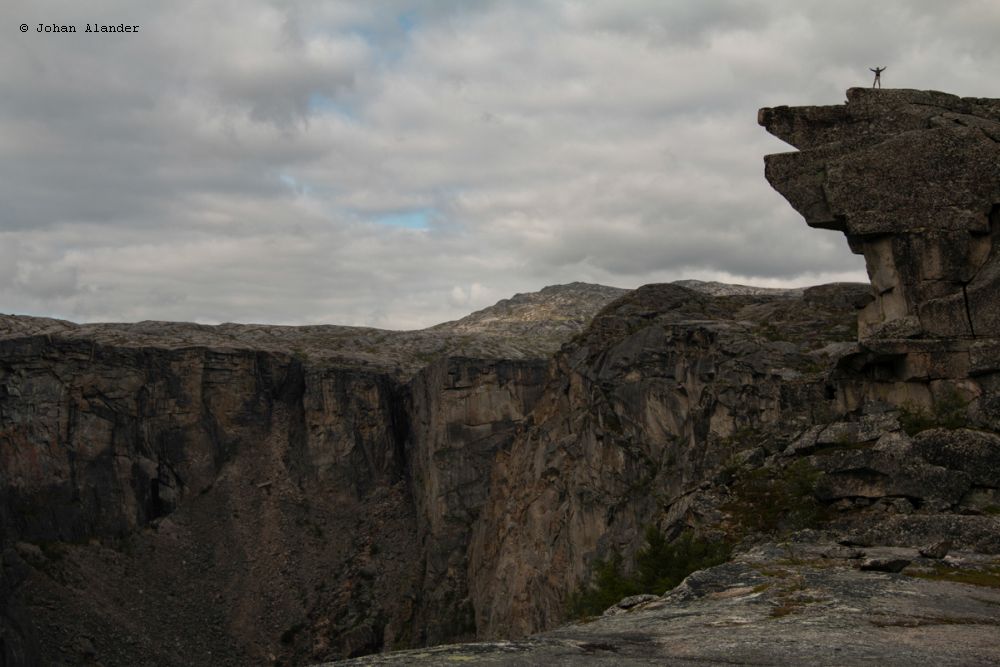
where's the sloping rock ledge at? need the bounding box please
[325,541,1000,666]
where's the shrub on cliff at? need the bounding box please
[567,528,731,618]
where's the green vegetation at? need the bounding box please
[723,459,827,534]
[906,565,1000,589]
[898,388,970,435]
[567,528,731,619]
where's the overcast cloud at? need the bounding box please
[2,1,998,328]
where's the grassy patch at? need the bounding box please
[906,565,1000,589]
[769,589,825,619]
[567,529,731,619]
[723,459,828,535]
[766,573,825,619]
[899,388,970,435]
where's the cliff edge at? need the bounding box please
[760,88,1000,422]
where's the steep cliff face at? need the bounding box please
[407,358,547,646]
[759,88,1000,342]
[0,323,553,665]
[468,283,869,637]
[0,335,423,665]
[760,88,1000,424]
[0,336,304,543]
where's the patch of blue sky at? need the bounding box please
[397,11,418,33]
[308,92,358,120]
[342,11,418,66]
[278,171,310,196]
[374,208,434,230]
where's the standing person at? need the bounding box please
[870,66,886,88]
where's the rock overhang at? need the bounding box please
[759,88,1000,344]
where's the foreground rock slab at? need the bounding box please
[327,543,1000,666]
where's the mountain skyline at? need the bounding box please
[3,1,998,328]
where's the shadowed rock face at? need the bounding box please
[759,88,1000,341]
[467,284,873,639]
[0,328,548,665]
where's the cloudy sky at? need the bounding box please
[3,1,998,328]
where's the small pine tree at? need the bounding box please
[567,528,731,618]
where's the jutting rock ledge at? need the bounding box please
[760,88,1000,408]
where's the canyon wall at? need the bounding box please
[0,331,546,666]
[467,283,870,637]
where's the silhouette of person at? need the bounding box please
[870,66,886,89]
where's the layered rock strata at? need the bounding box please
[760,88,1000,423]
[759,88,1000,339]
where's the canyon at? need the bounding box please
[2,88,1000,666]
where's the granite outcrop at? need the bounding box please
[760,88,1000,421]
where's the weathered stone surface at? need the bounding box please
[919,540,952,559]
[911,428,1000,487]
[812,432,972,506]
[760,88,1000,351]
[860,557,911,573]
[0,338,421,666]
[850,514,1000,553]
[327,543,1000,666]
[406,357,547,646]
[602,593,658,615]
